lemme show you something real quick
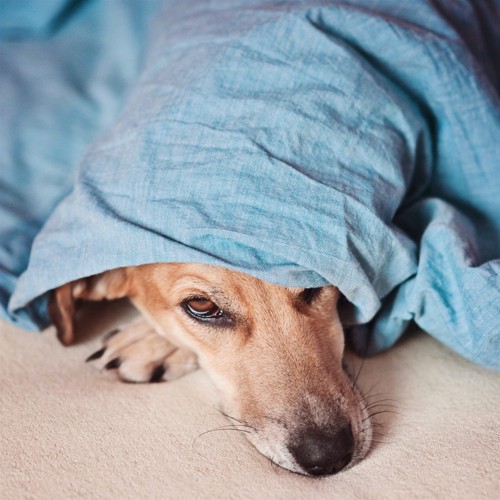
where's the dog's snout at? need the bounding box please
[290,425,354,476]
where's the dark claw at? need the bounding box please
[149,365,166,383]
[103,328,120,341]
[105,358,121,370]
[86,347,106,363]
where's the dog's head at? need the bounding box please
[50,263,372,476]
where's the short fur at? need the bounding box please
[49,263,372,475]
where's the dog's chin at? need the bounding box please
[244,428,307,475]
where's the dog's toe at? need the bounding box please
[104,358,122,370]
[160,347,198,382]
[149,364,166,383]
[86,318,198,383]
[86,347,106,362]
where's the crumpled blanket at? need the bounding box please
[1,0,499,369]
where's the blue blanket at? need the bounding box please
[1,0,499,369]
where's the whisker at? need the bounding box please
[362,403,400,413]
[196,426,252,440]
[262,415,287,429]
[356,392,399,406]
[348,335,373,390]
[214,408,258,431]
[363,409,400,422]
[219,410,244,424]
[371,429,392,440]
[363,397,399,403]
[351,355,366,389]
[357,380,385,400]
[366,422,384,428]
[363,398,399,407]
[191,424,255,451]
[359,394,399,403]
[369,409,401,416]
[360,423,385,433]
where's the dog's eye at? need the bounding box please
[299,287,322,304]
[183,297,225,320]
[185,298,222,317]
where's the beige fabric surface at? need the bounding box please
[1,300,499,499]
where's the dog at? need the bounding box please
[48,262,373,476]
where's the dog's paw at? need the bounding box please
[85,319,199,383]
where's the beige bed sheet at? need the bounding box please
[1,300,499,499]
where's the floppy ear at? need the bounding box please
[48,268,130,346]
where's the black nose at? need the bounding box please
[290,425,354,476]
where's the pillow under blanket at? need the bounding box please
[2,0,499,369]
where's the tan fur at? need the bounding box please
[50,263,372,475]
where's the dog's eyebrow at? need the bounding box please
[183,283,230,307]
[207,288,229,303]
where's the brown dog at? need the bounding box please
[49,263,372,476]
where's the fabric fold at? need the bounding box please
[1,0,498,369]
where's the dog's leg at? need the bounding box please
[86,318,199,383]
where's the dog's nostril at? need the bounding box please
[290,425,354,476]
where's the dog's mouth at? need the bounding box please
[221,372,372,477]
[241,411,372,477]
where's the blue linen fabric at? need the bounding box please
[0,0,70,39]
[1,0,499,369]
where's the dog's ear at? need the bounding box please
[48,282,76,347]
[48,268,130,346]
